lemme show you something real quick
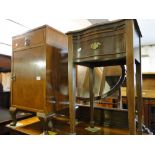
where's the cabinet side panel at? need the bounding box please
[46,45,68,113]
[46,26,67,50]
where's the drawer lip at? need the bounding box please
[12,43,45,52]
[66,19,142,37]
[67,19,126,35]
[73,28,125,42]
[73,52,126,64]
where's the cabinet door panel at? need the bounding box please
[11,46,45,112]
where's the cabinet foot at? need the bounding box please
[9,107,18,126]
[37,112,53,135]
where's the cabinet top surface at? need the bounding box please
[66,19,142,37]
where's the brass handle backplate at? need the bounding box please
[90,42,101,50]
[11,73,16,81]
[25,37,30,46]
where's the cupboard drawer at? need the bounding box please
[12,28,45,51]
[72,21,126,63]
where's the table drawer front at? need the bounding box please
[73,21,126,62]
[13,28,45,51]
[73,33,125,60]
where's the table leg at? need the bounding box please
[126,62,136,135]
[85,67,100,132]
[68,35,76,134]
[89,67,95,128]
[136,62,143,134]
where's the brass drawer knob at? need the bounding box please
[77,47,82,52]
[24,37,30,46]
[11,74,16,81]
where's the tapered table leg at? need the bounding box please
[85,67,100,132]
[89,67,95,128]
[126,20,136,135]
[68,35,76,134]
[136,62,143,134]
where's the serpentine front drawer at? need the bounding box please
[72,20,126,63]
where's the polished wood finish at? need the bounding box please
[68,35,76,134]
[6,117,42,135]
[11,46,46,112]
[136,62,143,134]
[76,105,128,129]
[37,112,53,135]
[7,114,151,135]
[67,19,142,135]
[71,21,126,64]
[6,116,129,135]
[125,20,136,134]
[89,67,95,128]
[12,28,45,51]
[10,25,68,134]
[9,106,17,126]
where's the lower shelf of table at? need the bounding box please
[5,116,130,135]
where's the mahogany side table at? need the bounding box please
[66,19,142,135]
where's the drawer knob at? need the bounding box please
[90,42,101,50]
[11,73,16,81]
[77,47,82,52]
[25,38,30,46]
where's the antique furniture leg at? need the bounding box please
[89,67,95,128]
[68,35,76,134]
[118,88,123,109]
[126,20,136,135]
[136,62,143,134]
[126,62,136,135]
[9,107,18,126]
[37,112,50,135]
[85,67,100,132]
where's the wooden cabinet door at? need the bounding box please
[11,46,46,112]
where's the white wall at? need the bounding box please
[141,45,155,73]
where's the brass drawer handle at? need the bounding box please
[77,47,82,52]
[11,74,16,81]
[24,37,30,46]
[90,42,101,50]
